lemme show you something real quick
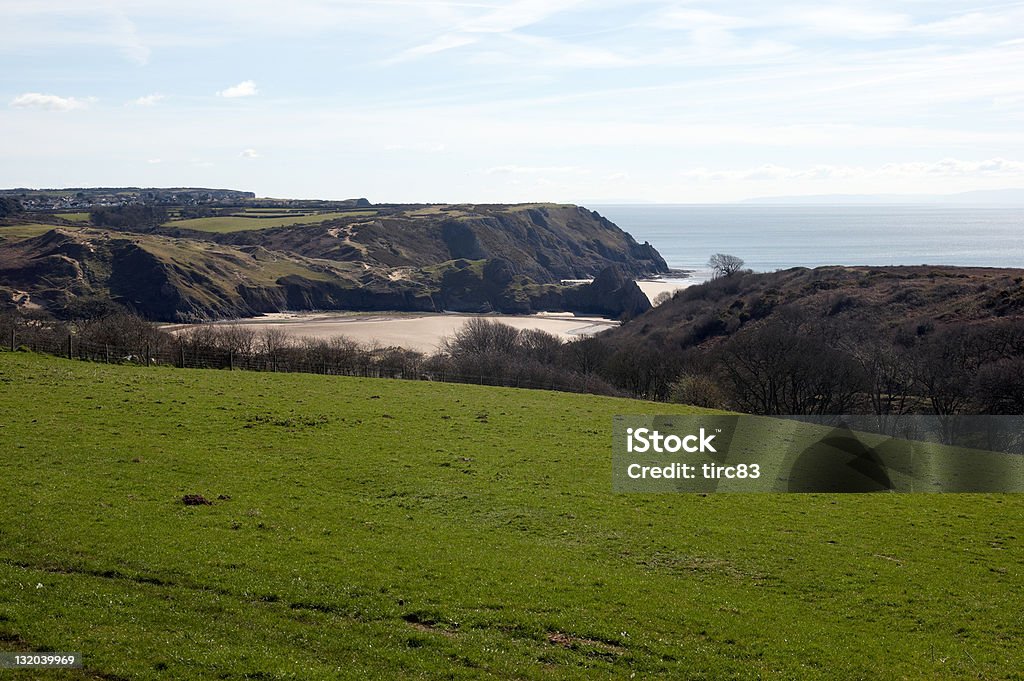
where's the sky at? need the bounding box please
[2,0,1024,203]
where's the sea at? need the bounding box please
[593,204,1024,283]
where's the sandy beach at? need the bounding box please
[166,312,620,353]
[636,277,693,303]
[165,278,697,353]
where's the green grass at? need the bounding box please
[163,211,377,233]
[54,212,92,223]
[237,208,315,215]
[0,223,73,241]
[0,353,1022,679]
[137,239,344,287]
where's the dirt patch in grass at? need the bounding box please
[402,612,458,638]
[546,631,625,656]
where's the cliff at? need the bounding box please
[0,200,665,321]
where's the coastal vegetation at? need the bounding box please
[6,259,1024,423]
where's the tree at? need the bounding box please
[441,318,520,357]
[708,253,744,278]
[89,205,168,231]
[850,339,918,434]
[0,196,23,217]
[669,372,726,409]
[713,323,864,415]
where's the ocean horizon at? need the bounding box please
[593,203,1024,279]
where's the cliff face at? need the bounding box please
[217,204,668,283]
[0,229,386,321]
[0,203,664,321]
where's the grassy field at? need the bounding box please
[0,353,1021,679]
[164,211,377,233]
[53,212,92,223]
[0,223,76,242]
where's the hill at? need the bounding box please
[594,265,1024,409]
[0,201,666,321]
[610,265,1024,350]
[0,352,1021,678]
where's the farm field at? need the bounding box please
[0,223,77,242]
[0,352,1022,679]
[163,211,377,233]
[51,212,92,223]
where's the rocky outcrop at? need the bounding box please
[276,275,436,312]
[564,266,652,320]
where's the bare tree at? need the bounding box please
[851,340,918,433]
[518,328,563,364]
[565,335,610,376]
[714,323,863,415]
[440,318,520,357]
[708,253,745,278]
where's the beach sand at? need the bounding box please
[166,312,620,353]
[165,279,698,353]
[636,278,693,303]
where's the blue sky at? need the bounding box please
[3,0,1024,202]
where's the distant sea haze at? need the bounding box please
[594,204,1024,279]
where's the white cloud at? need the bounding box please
[383,142,447,152]
[384,0,587,64]
[652,8,751,32]
[146,158,163,164]
[785,7,912,38]
[240,148,260,159]
[217,80,258,98]
[458,0,587,34]
[484,165,586,175]
[132,94,165,106]
[501,33,634,68]
[384,33,477,64]
[10,92,92,111]
[881,158,1024,177]
[678,158,1024,183]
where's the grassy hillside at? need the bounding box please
[1,203,665,320]
[0,223,73,242]
[0,353,1022,679]
[610,265,1024,351]
[164,211,377,233]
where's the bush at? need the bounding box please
[668,373,726,409]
